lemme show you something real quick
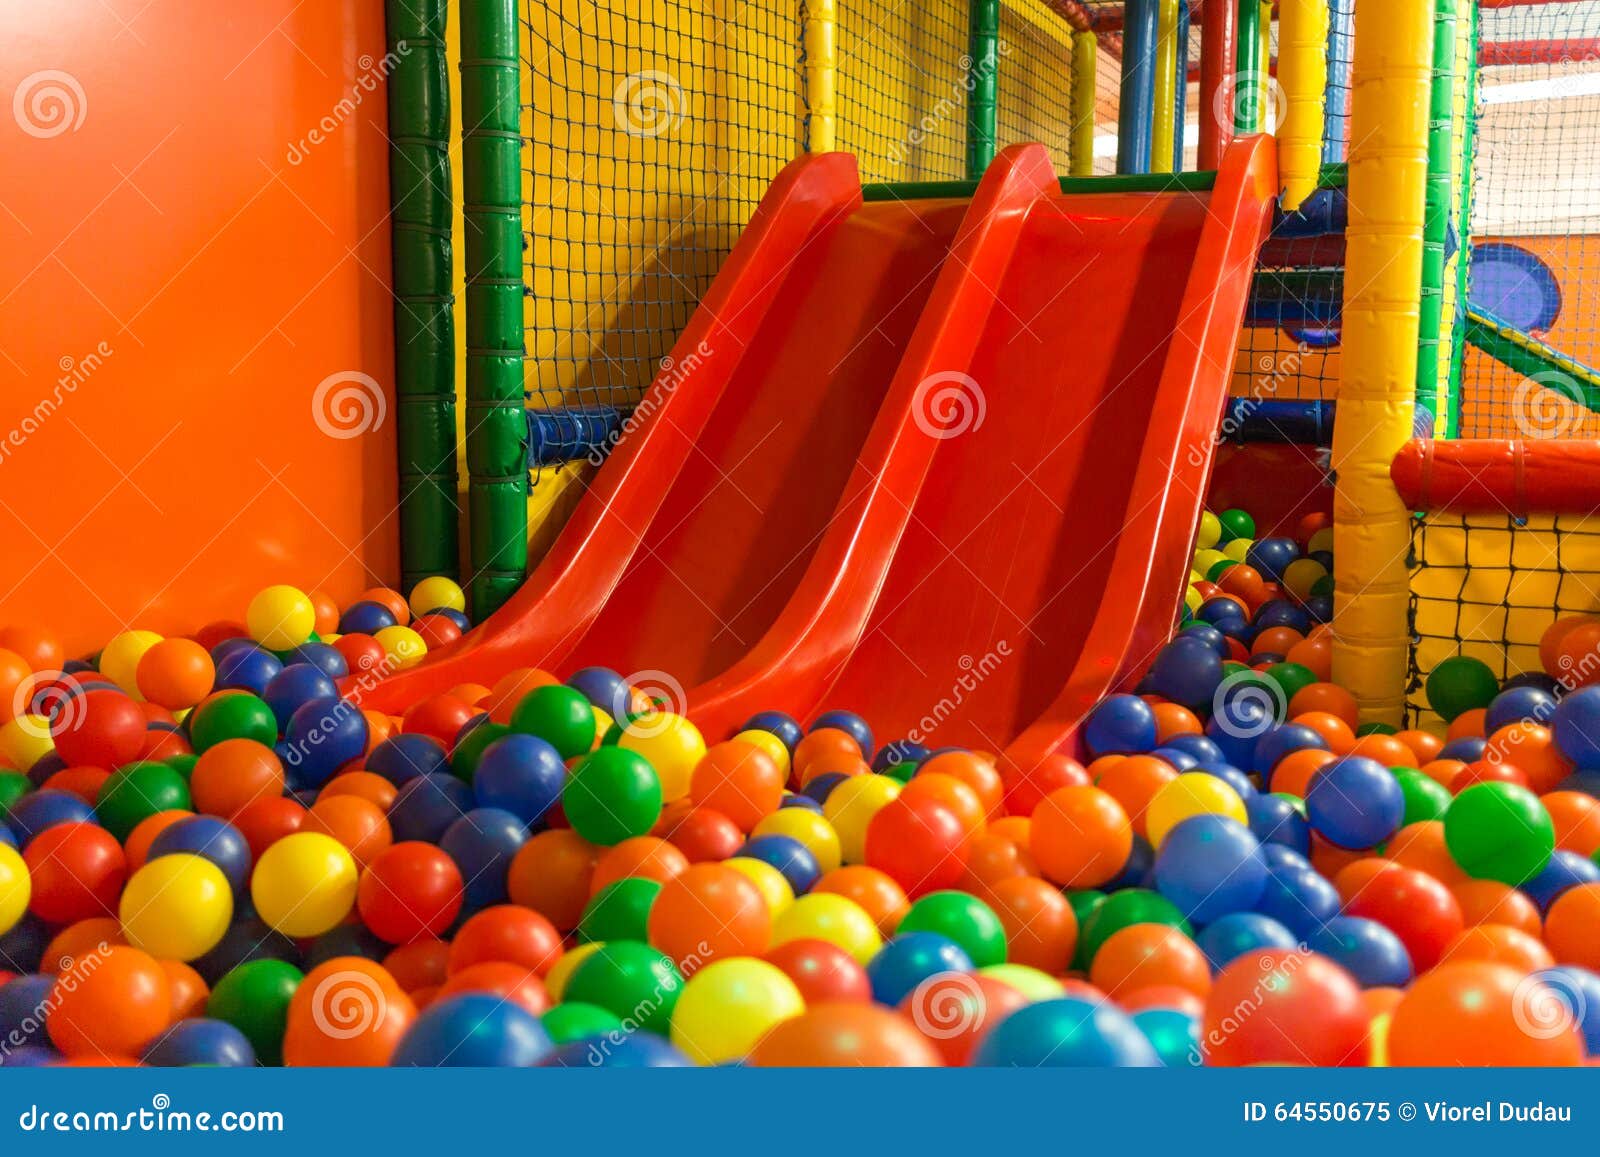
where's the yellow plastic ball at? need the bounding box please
[546,942,604,1001]
[0,844,30,935]
[0,715,54,771]
[732,728,791,783]
[770,893,883,964]
[1222,537,1253,562]
[1184,586,1203,614]
[752,809,842,874]
[408,576,466,619]
[1192,548,1228,577]
[725,856,794,918]
[246,586,316,651]
[591,706,615,739]
[120,852,233,961]
[1368,1011,1392,1067]
[822,774,902,864]
[669,958,804,1065]
[618,713,706,803]
[1196,511,1222,550]
[100,629,163,697]
[250,831,357,938]
[1146,772,1249,848]
[1282,558,1329,600]
[1308,527,1334,555]
[977,963,1062,1001]
[373,625,427,671]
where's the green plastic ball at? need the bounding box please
[1217,509,1257,543]
[207,959,303,1067]
[510,685,597,759]
[1263,662,1318,705]
[1310,574,1335,598]
[882,759,919,784]
[1078,888,1192,966]
[562,941,683,1035]
[450,721,511,783]
[1444,782,1554,886]
[1425,655,1500,723]
[1355,722,1397,737]
[96,761,192,841]
[1207,559,1240,582]
[165,753,198,782]
[1393,767,1452,825]
[0,771,30,818]
[542,1001,625,1046]
[578,877,662,944]
[562,746,663,846]
[188,692,278,751]
[1066,889,1107,970]
[896,890,1007,967]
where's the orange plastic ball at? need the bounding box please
[434,962,550,1017]
[989,816,1031,846]
[1452,879,1543,937]
[1287,682,1359,727]
[357,587,410,624]
[647,862,772,975]
[0,649,33,724]
[1266,747,1336,798]
[1394,729,1444,766]
[1419,758,1467,791]
[917,751,1004,818]
[1091,923,1211,999]
[308,590,341,636]
[283,957,415,1066]
[956,831,1037,894]
[1544,790,1600,857]
[1347,734,1414,769]
[1219,565,1267,606]
[506,829,600,931]
[1485,722,1572,794]
[1252,626,1305,658]
[190,738,285,817]
[484,668,559,725]
[135,639,216,710]
[813,866,909,937]
[1030,785,1132,889]
[0,626,62,673]
[590,835,690,895]
[793,728,863,785]
[1443,923,1554,972]
[1384,821,1469,887]
[746,1002,942,1067]
[688,741,785,831]
[43,917,125,974]
[1447,707,1488,741]
[987,875,1077,974]
[900,772,986,836]
[1553,621,1600,688]
[1541,615,1598,681]
[162,959,210,1020]
[446,906,563,977]
[43,766,111,806]
[1094,755,1178,838]
[232,797,307,860]
[1292,711,1355,755]
[1545,883,1600,970]
[303,795,392,867]
[46,945,171,1059]
[998,753,1091,818]
[1387,962,1583,1066]
[319,770,399,813]
[796,752,871,787]
[1285,636,1332,681]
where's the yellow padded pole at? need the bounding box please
[1276,0,1328,211]
[1331,0,1434,728]
[803,0,837,152]
[1069,31,1098,177]
[1258,1,1273,128]
[1152,0,1180,174]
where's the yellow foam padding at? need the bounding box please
[1069,31,1097,178]
[1331,0,1434,728]
[1151,0,1179,175]
[1276,0,1330,212]
[527,460,598,566]
[1409,513,1600,728]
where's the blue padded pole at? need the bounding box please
[1119,0,1159,174]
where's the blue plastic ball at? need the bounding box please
[1304,595,1334,623]
[742,711,803,754]
[389,772,475,844]
[1307,916,1413,987]
[1255,857,1341,939]
[1487,685,1559,736]
[25,753,66,788]
[1531,967,1600,1054]
[1196,762,1258,801]
[285,642,349,680]
[1246,537,1300,582]
[148,816,252,894]
[280,698,369,789]
[1304,756,1403,849]
[778,793,823,813]
[440,808,529,911]
[0,975,55,1049]
[972,998,1160,1067]
[737,834,820,896]
[810,710,873,759]
[1101,834,1156,893]
[1504,672,1564,697]
[338,600,397,635]
[1179,623,1229,659]
[1206,700,1275,769]
[872,740,930,773]
[1552,685,1600,770]
[538,1032,692,1067]
[0,829,13,849]
[208,637,260,668]
[1557,769,1600,798]
[567,667,631,716]
[142,1018,256,1067]
[471,734,564,826]
[1252,600,1311,635]
[1153,815,1267,923]
[800,772,849,804]
[1252,723,1328,777]
[1246,792,1311,856]
[1083,695,1157,757]
[1162,734,1224,764]
[1131,1007,1201,1066]
[865,933,973,1006]
[1196,912,1298,971]
[392,995,553,1067]
[190,914,302,985]
[1438,736,1487,763]
[366,733,450,785]
[0,916,49,973]
[0,1046,60,1067]
[1522,850,1600,913]
[1145,637,1224,713]
[214,644,282,696]
[262,663,339,729]
[6,790,95,846]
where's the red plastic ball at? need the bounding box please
[333,633,387,678]
[446,905,562,978]
[411,614,464,650]
[999,753,1091,817]
[231,796,307,859]
[899,971,1029,1065]
[1341,861,1464,972]
[22,821,127,924]
[763,938,872,1005]
[52,690,146,769]
[1203,949,1369,1066]
[659,805,744,863]
[434,961,549,1016]
[357,842,464,945]
[864,795,970,898]
[400,694,478,748]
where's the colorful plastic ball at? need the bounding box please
[0,844,29,936]
[689,741,785,832]
[1196,912,1298,971]
[214,644,283,697]
[20,822,122,924]
[660,805,744,864]
[438,808,527,911]
[1203,949,1369,1066]
[446,906,562,979]
[745,1001,937,1066]
[364,733,447,785]
[95,761,190,842]
[738,710,801,756]
[262,664,338,729]
[1523,849,1600,913]
[5,789,91,847]
[1083,695,1157,757]
[386,772,470,845]
[751,809,840,878]
[980,876,1073,974]
[1243,537,1298,582]
[1077,888,1191,967]
[188,692,277,752]
[1215,508,1255,543]
[764,938,871,1005]
[1132,1006,1201,1066]
[1145,637,1224,713]
[389,993,551,1067]
[972,997,1158,1067]
[736,833,819,896]
[562,941,683,1036]
[50,690,144,771]
[761,893,876,964]
[372,625,426,672]
[899,971,1029,1065]
[510,685,596,760]
[1306,916,1413,988]
[1426,655,1501,723]
[616,713,705,805]
[146,815,252,895]
[647,862,771,974]
[489,829,591,933]
[251,831,357,938]
[558,746,660,846]
[464,734,561,827]
[0,975,55,1050]
[131,639,214,712]
[205,958,302,1066]
[1246,791,1311,855]
[356,841,463,945]
[117,852,233,961]
[1303,756,1404,850]
[1552,684,1600,769]
[1152,814,1266,922]
[246,586,316,651]
[286,641,348,681]
[1444,781,1554,885]
[1089,921,1210,1000]
[577,877,661,945]
[864,794,968,898]
[1023,784,1129,889]
[98,630,163,697]
[1145,771,1247,848]
[405,575,464,619]
[1388,961,1583,1066]
[142,1017,256,1067]
[865,932,973,1007]
[280,698,368,790]
[810,710,873,760]
[667,957,803,1065]
[46,945,171,1058]
[540,1001,623,1047]
[282,957,416,1066]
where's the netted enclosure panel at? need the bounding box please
[1461,0,1600,438]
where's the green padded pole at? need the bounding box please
[1447,0,1478,437]
[1416,0,1456,433]
[460,0,528,620]
[387,0,459,589]
[1465,310,1600,412]
[966,0,1001,178]
[1233,0,1262,136]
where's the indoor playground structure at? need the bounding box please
[8,0,1600,1072]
